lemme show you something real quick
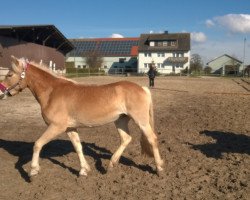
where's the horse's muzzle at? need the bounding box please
[0,93,6,99]
[0,91,8,100]
[0,83,12,99]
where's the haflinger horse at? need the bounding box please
[0,56,164,178]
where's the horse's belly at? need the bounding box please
[68,111,121,128]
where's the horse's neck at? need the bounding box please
[26,65,57,107]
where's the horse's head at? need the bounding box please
[0,56,29,99]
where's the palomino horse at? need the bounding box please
[0,56,164,177]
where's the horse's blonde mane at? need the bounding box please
[28,61,76,83]
[29,61,58,77]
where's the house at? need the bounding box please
[0,25,74,71]
[138,32,191,74]
[66,38,139,74]
[206,54,243,75]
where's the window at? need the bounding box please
[150,41,155,46]
[163,41,168,46]
[119,58,126,63]
[171,41,177,46]
[157,53,164,57]
[174,64,184,68]
[179,53,184,57]
[144,53,152,57]
[157,42,163,47]
[157,63,163,68]
[173,53,184,57]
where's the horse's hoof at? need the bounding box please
[29,175,37,182]
[29,165,40,177]
[157,167,164,177]
[107,162,116,173]
[107,166,113,173]
[79,168,88,176]
[29,169,39,177]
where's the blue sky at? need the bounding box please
[1,0,250,64]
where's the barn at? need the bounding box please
[0,25,74,76]
[206,54,243,75]
[66,37,139,74]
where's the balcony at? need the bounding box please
[165,57,188,63]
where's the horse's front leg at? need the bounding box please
[29,124,66,177]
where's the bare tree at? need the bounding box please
[225,55,240,76]
[203,66,212,75]
[244,65,250,77]
[190,54,203,74]
[85,51,104,69]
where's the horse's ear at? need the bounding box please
[11,55,21,72]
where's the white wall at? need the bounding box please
[138,51,190,74]
[0,67,8,80]
[207,55,242,74]
[66,56,136,73]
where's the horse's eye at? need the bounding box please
[7,73,13,77]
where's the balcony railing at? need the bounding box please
[166,57,188,63]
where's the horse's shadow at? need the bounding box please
[189,130,250,159]
[0,139,155,182]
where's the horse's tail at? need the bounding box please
[140,87,155,157]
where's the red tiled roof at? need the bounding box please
[130,46,138,56]
[71,37,139,42]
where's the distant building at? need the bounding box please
[0,25,73,72]
[206,54,243,75]
[66,38,139,74]
[67,31,191,75]
[138,32,191,74]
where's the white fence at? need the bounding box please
[0,66,66,81]
[0,68,8,80]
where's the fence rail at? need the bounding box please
[0,68,8,80]
[1,67,249,80]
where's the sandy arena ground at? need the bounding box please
[0,76,249,200]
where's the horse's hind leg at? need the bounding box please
[66,129,90,176]
[140,124,164,175]
[108,115,132,171]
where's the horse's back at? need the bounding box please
[65,80,146,101]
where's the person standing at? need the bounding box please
[147,64,157,87]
